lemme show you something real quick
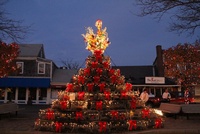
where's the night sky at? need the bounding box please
[4,0,200,67]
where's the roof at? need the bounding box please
[18,44,45,58]
[112,65,154,79]
[51,69,78,87]
[112,66,178,85]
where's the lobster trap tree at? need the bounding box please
[0,41,19,78]
[34,20,164,133]
[163,41,200,89]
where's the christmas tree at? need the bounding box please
[34,20,164,133]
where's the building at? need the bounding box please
[0,44,182,104]
[0,44,56,104]
[112,45,180,97]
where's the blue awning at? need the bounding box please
[0,77,50,88]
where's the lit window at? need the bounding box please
[16,62,24,74]
[38,62,45,74]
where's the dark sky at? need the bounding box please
[4,0,200,67]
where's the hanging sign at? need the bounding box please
[145,77,165,84]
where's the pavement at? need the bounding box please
[0,105,200,134]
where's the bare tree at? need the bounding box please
[0,0,30,42]
[135,0,200,36]
[60,59,82,70]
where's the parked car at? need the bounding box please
[146,91,195,108]
[169,91,195,104]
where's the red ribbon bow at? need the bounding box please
[110,75,117,84]
[110,110,119,119]
[55,121,62,132]
[76,111,83,120]
[78,91,85,100]
[104,91,110,100]
[103,61,110,69]
[155,118,162,128]
[60,101,68,110]
[87,83,94,92]
[142,108,150,118]
[120,91,127,99]
[109,69,115,76]
[99,121,107,132]
[128,120,137,130]
[96,68,103,75]
[78,76,85,84]
[46,108,54,120]
[91,61,98,68]
[96,101,103,110]
[130,99,136,109]
[84,68,90,76]
[94,76,100,84]
[66,83,73,92]
[125,83,132,91]
[99,82,105,92]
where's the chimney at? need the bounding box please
[156,45,164,76]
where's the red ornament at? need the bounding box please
[99,121,107,132]
[120,91,127,99]
[104,91,110,100]
[78,76,85,84]
[142,108,150,118]
[76,111,83,120]
[66,83,73,92]
[55,121,62,132]
[99,82,105,92]
[110,110,118,119]
[96,101,103,110]
[60,101,68,110]
[128,120,137,130]
[46,108,54,120]
[78,91,85,100]
[125,83,132,91]
[87,83,94,92]
[155,118,162,128]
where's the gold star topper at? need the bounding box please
[82,19,111,54]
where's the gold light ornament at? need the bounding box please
[82,19,110,54]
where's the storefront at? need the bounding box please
[0,77,51,104]
[132,77,181,97]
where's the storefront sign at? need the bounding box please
[145,77,165,84]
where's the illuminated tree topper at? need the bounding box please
[82,19,111,54]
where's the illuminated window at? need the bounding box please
[16,62,24,74]
[38,62,45,74]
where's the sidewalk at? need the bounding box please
[0,105,200,134]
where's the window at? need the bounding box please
[16,62,24,74]
[0,88,5,100]
[38,62,45,74]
